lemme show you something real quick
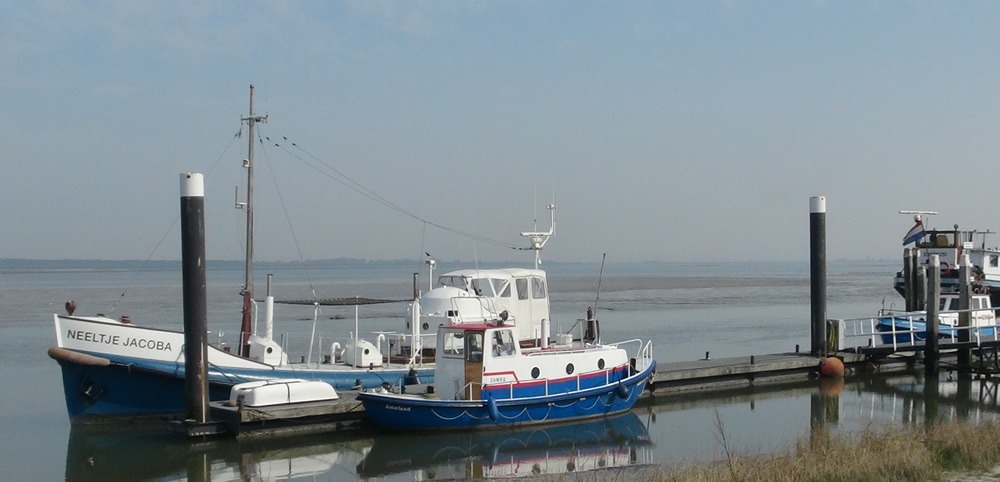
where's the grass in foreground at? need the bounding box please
[646,421,1000,482]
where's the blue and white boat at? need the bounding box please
[875,291,997,345]
[356,316,655,431]
[48,87,433,423]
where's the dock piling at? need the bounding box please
[180,172,209,425]
[925,255,940,375]
[904,248,915,311]
[958,254,972,371]
[809,196,827,357]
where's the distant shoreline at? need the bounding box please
[0,258,895,270]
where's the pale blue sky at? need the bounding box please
[4,1,1000,263]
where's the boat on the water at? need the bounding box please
[893,211,998,305]
[356,313,655,431]
[875,291,998,345]
[47,86,432,423]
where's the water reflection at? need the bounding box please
[65,426,372,481]
[64,412,652,481]
[356,412,653,479]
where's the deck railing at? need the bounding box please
[835,307,1000,353]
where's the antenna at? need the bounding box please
[899,210,938,223]
[520,204,555,270]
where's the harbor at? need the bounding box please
[12,253,1000,480]
[35,176,1000,482]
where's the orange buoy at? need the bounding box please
[818,356,845,378]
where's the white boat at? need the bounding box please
[48,86,432,423]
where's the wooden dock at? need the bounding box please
[646,351,917,394]
[203,347,951,438]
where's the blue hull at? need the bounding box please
[51,349,432,422]
[357,361,655,431]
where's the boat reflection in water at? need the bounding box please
[64,424,373,481]
[356,411,654,479]
[64,411,653,481]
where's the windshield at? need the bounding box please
[439,275,468,289]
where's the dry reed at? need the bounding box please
[647,421,1000,482]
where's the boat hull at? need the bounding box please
[357,361,655,431]
[50,314,433,422]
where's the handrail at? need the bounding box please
[445,295,502,324]
[837,308,1000,351]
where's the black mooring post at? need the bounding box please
[180,172,209,424]
[903,248,914,311]
[925,255,940,375]
[810,196,827,357]
[958,254,971,372]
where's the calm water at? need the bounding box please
[3,259,995,481]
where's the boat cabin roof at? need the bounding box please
[939,292,991,311]
[440,322,510,333]
[439,268,545,280]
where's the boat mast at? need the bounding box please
[520,204,555,270]
[239,85,267,356]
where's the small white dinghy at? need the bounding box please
[229,379,339,408]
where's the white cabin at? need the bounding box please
[412,268,550,343]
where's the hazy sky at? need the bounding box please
[4,1,1000,263]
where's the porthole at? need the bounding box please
[266,347,273,354]
[422,322,430,331]
[364,348,370,355]
[566,363,575,375]
[531,367,540,379]
[598,358,605,370]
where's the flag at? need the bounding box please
[902,220,924,245]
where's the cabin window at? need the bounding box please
[492,279,511,298]
[974,298,987,310]
[991,256,998,268]
[491,329,516,357]
[440,276,467,289]
[466,332,484,362]
[471,278,493,296]
[441,332,465,358]
[516,278,529,300]
[531,277,546,299]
